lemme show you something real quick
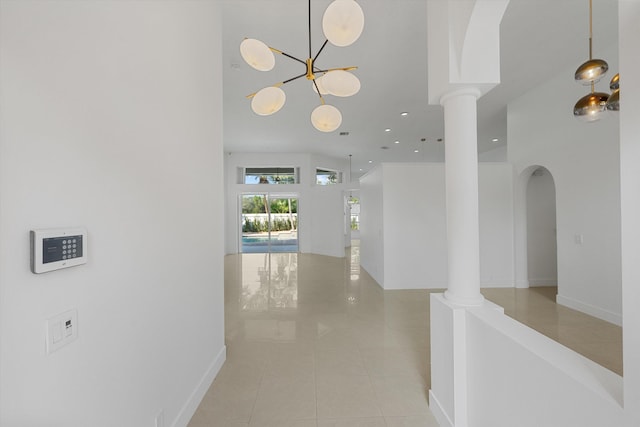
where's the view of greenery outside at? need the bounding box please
[244,169,297,184]
[242,196,297,214]
[242,196,298,233]
[351,216,359,230]
[243,217,297,233]
[316,168,340,185]
[349,197,360,230]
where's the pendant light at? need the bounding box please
[573,86,610,122]
[573,0,609,122]
[241,0,363,132]
[574,0,608,85]
[606,73,620,111]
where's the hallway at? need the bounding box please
[188,243,622,426]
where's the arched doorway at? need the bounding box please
[514,165,558,289]
[525,167,557,286]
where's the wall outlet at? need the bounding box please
[155,410,164,427]
[46,309,78,354]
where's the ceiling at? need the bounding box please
[221,0,618,178]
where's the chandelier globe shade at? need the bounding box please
[606,89,620,111]
[322,70,361,97]
[573,91,609,122]
[313,75,331,95]
[322,0,365,47]
[606,73,620,111]
[575,59,608,85]
[240,38,275,71]
[609,73,620,90]
[251,87,286,116]
[311,104,342,132]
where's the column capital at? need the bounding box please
[439,87,482,106]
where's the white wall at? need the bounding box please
[383,164,448,289]
[526,168,558,286]
[359,166,385,285]
[0,2,225,426]
[508,43,622,324]
[478,144,507,162]
[360,163,513,290]
[465,302,623,427]
[225,152,348,258]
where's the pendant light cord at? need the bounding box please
[308,0,312,59]
[588,0,593,60]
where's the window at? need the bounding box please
[349,197,360,230]
[242,167,298,184]
[316,168,342,185]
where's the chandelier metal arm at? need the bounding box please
[314,66,359,74]
[282,72,309,85]
[245,72,307,99]
[269,47,307,66]
[313,39,329,63]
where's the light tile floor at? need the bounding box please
[188,244,622,426]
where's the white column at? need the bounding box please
[620,2,640,425]
[441,88,484,306]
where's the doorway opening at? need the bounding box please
[241,194,298,253]
[526,167,558,286]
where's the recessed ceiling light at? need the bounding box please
[414,149,419,153]
[491,138,499,142]
[394,140,400,144]
[359,168,363,171]
[384,128,391,132]
[400,112,409,116]
[368,160,373,163]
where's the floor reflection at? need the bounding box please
[240,252,298,312]
[191,243,621,426]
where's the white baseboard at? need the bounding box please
[515,278,530,288]
[529,277,558,287]
[428,390,453,427]
[480,280,513,288]
[173,345,227,427]
[556,295,622,326]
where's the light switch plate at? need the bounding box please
[46,309,78,354]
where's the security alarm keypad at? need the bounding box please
[42,236,83,263]
[31,228,87,274]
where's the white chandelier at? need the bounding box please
[240,0,364,132]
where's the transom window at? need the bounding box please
[316,168,342,185]
[243,167,298,184]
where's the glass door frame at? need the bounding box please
[239,192,299,253]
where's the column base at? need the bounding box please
[444,289,485,306]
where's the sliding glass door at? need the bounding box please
[241,194,298,253]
